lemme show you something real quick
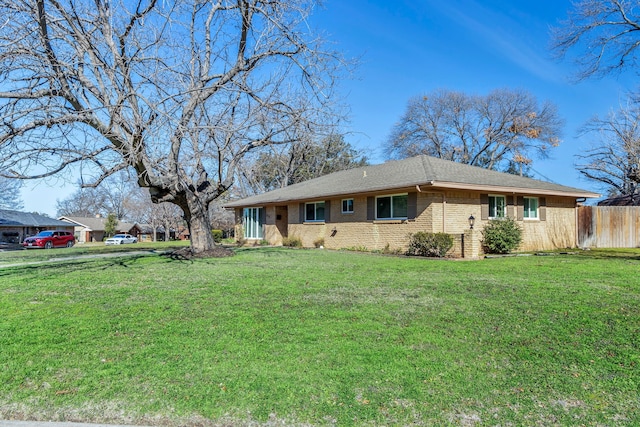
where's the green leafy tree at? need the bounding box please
[104,213,119,239]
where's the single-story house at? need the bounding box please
[136,224,165,242]
[224,155,600,257]
[58,216,139,243]
[0,209,75,243]
[597,193,640,206]
[136,224,186,242]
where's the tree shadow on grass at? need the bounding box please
[0,254,152,278]
[570,249,640,261]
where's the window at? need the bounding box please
[342,198,354,214]
[488,195,506,218]
[305,201,325,222]
[376,194,408,219]
[243,207,263,239]
[523,197,538,219]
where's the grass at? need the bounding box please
[0,247,639,426]
[0,240,190,265]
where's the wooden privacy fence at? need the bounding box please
[578,206,640,248]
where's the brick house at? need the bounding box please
[225,155,600,257]
[0,209,75,244]
[58,216,139,243]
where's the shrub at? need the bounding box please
[382,243,403,255]
[313,238,325,248]
[481,217,522,254]
[211,229,223,243]
[342,246,369,252]
[407,232,453,257]
[282,236,303,248]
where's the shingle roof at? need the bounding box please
[59,216,136,232]
[137,223,165,233]
[597,194,640,206]
[0,209,74,227]
[225,155,600,208]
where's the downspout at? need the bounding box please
[575,204,578,248]
[442,193,446,233]
[575,198,586,248]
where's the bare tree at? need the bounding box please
[0,0,346,254]
[125,186,184,241]
[0,177,24,211]
[385,88,563,173]
[209,199,235,237]
[551,0,640,80]
[240,134,368,195]
[576,101,640,196]
[56,172,137,219]
[56,188,107,218]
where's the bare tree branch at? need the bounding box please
[385,88,563,174]
[576,99,640,196]
[0,0,349,253]
[551,0,640,79]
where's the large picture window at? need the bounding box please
[523,197,538,219]
[488,195,506,219]
[243,207,263,239]
[305,201,325,222]
[376,194,408,220]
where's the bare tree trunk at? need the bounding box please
[182,192,215,253]
[187,212,214,252]
[0,0,346,257]
[163,220,171,242]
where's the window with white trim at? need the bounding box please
[342,198,354,214]
[376,194,408,220]
[488,195,506,219]
[243,207,263,239]
[305,201,325,222]
[523,197,538,219]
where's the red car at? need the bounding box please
[22,230,75,249]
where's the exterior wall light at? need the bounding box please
[468,215,475,229]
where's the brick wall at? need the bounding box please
[236,191,580,255]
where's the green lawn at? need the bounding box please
[0,240,190,265]
[0,247,638,426]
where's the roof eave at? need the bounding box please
[225,181,600,209]
[420,181,600,198]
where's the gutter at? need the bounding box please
[419,181,600,199]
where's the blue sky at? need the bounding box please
[22,0,635,215]
[310,0,634,186]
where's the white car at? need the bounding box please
[105,234,138,245]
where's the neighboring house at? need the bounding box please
[59,216,139,243]
[175,226,191,241]
[597,193,640,206]
[0,209,75,243]
[136,224,183,242]
[225,155,600,257]
[136,224,164,242]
